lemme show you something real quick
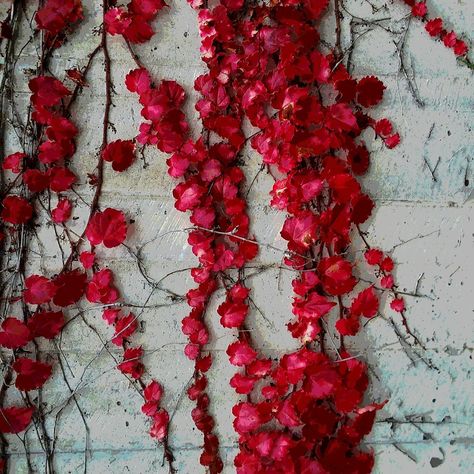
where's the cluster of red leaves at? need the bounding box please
[35,0,83,48]
[182,0,415,472]
[2,75,79,226]
[105,0,167,44]
[141,380,170,441]
[126,59,261,469]
[402,1,469,57]
[120,0,422,470]
[0,3,143,440]
[0,25,84,430]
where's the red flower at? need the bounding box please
[2,152,25,173]
[318,256,357,296]
[52,198,72,224]
[23,275,57,305]
[0,318,31,349]
[118,346,144,379]
[86,269,119,304]
[53,269,87,306]
[13,357,52,391]
[29,76,70,108]
[102,139,136,172]
[0,406,34,433]
[86,208,127,248]
[356,76,385,107]
[27,311,65,339]
[2,196,33,224]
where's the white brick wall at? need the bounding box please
[1,0,473,472]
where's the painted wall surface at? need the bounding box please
[1,0,473,473]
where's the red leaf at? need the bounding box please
[53,269,87,307]
[0,406,34,433]
[86,269,119,304]
[232,402,263,434]
[149,409,169,441]
[390,297,405,313]
[144,380,163,403]
[125,68,151,94]
[1,196,33,225]
[226,340,257,366]
[27,311,65,339]
[425,18,443,37]
[79,251,95,269]
[112,313,138,346]
[104,7,131,35]
[2,152,25,174]
[356,76,385,108]
[13,357,52,391]
[86,208,127,248]
[51,198,72,224]
[23,275,57,305]
[0,318,31,349]
[128,0,167,21]
[102,140,136,172]
[23,169,49,193]
[292,292,336,320]
[118,346,144,379]
[217,301,248,328]
[35,0,83,36]
[318,256,357,296]
[48,167,77,192]
[29,76,70,108]
[350,287,379,318]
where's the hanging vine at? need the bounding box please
[0,0,470,472]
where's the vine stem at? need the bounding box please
[64,1,111,270]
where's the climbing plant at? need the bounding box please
[0,0,470,472]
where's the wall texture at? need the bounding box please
[1,0,473,473]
